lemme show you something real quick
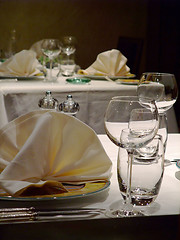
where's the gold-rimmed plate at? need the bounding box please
[0,181,110,201]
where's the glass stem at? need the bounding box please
[125,150,134,210]
[49,59,53,80]
[159,113,168,153]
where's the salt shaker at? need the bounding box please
[38,91,59,110]
[59,95,80,117]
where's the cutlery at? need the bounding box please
[0,207,105,223]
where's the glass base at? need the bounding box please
[44,76,57,82]
[106,208,144,218]
[105,200,146,218]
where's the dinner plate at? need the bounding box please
[76,73,135,80]
[0,181,110,201]
[0,75,44,81]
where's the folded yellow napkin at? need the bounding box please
[0,111,112,197]
[78,49,130,76]
[0,50,41,77]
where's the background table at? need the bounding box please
[0,76,179,134]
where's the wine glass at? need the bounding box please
[137,72,178,153]
[61,36,76,56]
[137,72,178,113]
[104,96,159,217]
[41,39,62,81]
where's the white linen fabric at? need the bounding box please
[0,110,112,196]
[79,49,130,76]
[0,50,41,77]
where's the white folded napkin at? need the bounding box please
[0,50,41,77]
[78,49,130,76]
[0,111,112,197]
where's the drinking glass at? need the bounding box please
[137,72,178,153]
[118,134,164,207]
[60,54,76,76]
[41,39,62,81]
[104,96,159,217]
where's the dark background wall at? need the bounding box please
[146,0,180,130]
[0,0,179,129]
[0,0,148,71]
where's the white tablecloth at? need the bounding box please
[0,134,179,218]
[98,134,180,217]
[0,76,178,133]
[58,133,180,217]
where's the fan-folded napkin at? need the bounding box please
[0,50,41,77]
[78,49,130,76]
[0,111,112,197]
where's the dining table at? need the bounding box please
[0,133,179,239]
[0,74,179,134]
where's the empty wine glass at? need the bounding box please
[137,72,178,114]
[104,96,159,217]
[104,96,159,147]
[137,72,178,154]
[61,36,76,56]
[41,39,62,81]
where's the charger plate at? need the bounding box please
[0,181,110,201]
[115,79,140,85]
[76,73,135,80]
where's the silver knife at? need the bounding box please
[0,207,105,222]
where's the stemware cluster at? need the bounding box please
[104,72,178,217]
[41,36,76,80]
[104,96,159,217]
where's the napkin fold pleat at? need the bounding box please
[0,111,112,196]
[79,49,130,76]
[0,50,41,77]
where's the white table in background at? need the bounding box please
[0,76,178,134]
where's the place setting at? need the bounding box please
[0,49,45,81]
[76,49,137,84]
[0,92,177,223]
[0,38,62,82]
[0,110,112,221]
